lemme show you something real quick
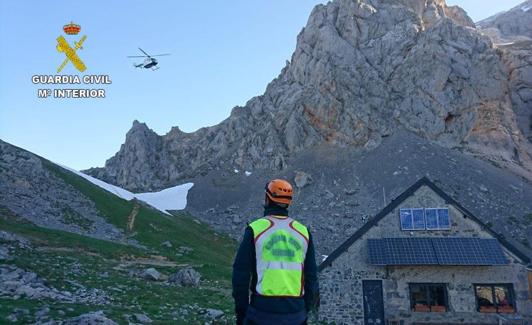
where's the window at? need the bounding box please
[437,208,450,229]
[425,209,438,229]
[425,208,451,230]
[474,284,515,313]
[409,283,448,312]
[400,208,450,230]
[400,209,414,230]
[400,208,426,230]
[412,209,425,229]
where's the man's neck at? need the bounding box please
[263,205,288,217]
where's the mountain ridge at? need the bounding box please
[86,0,532,192]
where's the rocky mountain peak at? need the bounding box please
[477,0,532,42]
[130,119,149,130]
[128,120,157,139]
[87,0,532,191]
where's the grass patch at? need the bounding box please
[0,209,236,324]
[41,158,236,281]
[0,159,239,324]
[60,205,94,231]
[523,213,532,226]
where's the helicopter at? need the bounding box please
[127,47,171,70]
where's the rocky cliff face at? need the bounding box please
[477,1,532,146]
[87,0,532,192]
[500,41,532,146]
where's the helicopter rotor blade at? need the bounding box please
[150,53,171,57]
[138,47,151,58]
[127,55,148,58]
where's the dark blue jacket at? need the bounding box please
[232,215,319,323]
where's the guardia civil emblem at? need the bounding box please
[56,22,87,73]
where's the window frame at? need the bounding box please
[409,283,449,313]
[399,207,451,231]
[400,208,415,230]
[436,207,451,230]
[400,208,427,231]
[473,283,516,314]
[412,208,426,230]
[425,207,451,230]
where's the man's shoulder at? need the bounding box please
[248,217,269,225]
[289,217,306,226]
[290,218,310,239]
[248,218,272,234]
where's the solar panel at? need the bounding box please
[479,239,508,265]
[432,238,509,265]
[367,239,387,265]
[386,238,438,265]
[368,238,438,265]
[432,238,486,265]
[367,238,509,266]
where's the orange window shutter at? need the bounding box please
[528,270,532,301]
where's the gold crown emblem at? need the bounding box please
[63,21,81,35]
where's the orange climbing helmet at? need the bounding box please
[265,179,293,206]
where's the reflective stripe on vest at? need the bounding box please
[249,216,309,297]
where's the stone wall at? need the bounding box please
[318,185,532,324]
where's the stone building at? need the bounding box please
[318,177,532,325]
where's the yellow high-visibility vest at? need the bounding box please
[249,216,309,297]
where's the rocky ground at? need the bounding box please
[0,140,125,242]
[185,130,532,260]
[0,146,237,324]
[0,216,233,324]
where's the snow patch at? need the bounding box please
[496,42,515,46]
[136,183,194,212]
[245,171,252,176]
[234,169,239,173]
[59,164,134,200]
[522,5,531,12]
[58,164,193,214]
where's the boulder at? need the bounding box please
[62,311,118,325]
[0,231,30,247]
[161,240,173,248]
[168,267,201,287]
[6,314,18,322]
[294,171,313,188]
[0,245,9,260]
[133,313,153,324]
[140,268,161,281]
[204,308,224,320]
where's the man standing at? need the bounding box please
[232,179,319,325]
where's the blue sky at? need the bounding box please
[0,0,524,170]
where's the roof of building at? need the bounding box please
[318,177,531,271]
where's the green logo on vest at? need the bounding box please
[262,230,304,262]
